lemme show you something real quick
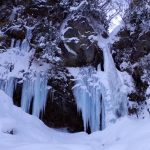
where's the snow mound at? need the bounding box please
[0,90,150,150]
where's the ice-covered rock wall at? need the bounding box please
[0,0,133,132]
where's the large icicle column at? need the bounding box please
[21,73,48,118]
[73,67,106,132]
[97,27,128,123]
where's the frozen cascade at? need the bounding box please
[73,67,106,132]
[21,73,48,117]
[73,25,128,132]
[97,27,128,125]
[0,24,48,118]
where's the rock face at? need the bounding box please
[0,0,108,132]
[60,14,104,67]
[112,0,150,116]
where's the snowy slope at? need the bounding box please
[0,90,150,150]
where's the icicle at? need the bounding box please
[21,27,33,52]
[11,39,15,48]
[5,77,16,98]
[0,77,16,98]
[21,78,34,113]
[21,73,48,117]
[0,79,6,92]
[32,73,48,117]
[15,40,21,48]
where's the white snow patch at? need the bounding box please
[0,91,150,150]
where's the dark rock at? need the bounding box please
[101,32,109,38]
[6,26,26,40]
[0,34,11,48]
[25,5,49,18]
[128,106,138,117]
[118,29,130,38]
[60,15,103,67]
[4,129,15,135]
[13,80,22,107]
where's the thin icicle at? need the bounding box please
[21,78,34,113]
[11,39,15,48]
[21,27,33,52]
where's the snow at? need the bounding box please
[0,90,150,150]
[70,0,87,12]
[0,46,32,78]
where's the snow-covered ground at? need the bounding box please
[0,90,150,150]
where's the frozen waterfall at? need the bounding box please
[72,32,128,132]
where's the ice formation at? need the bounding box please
[73,67,106,132]
[21,74,48,117]
[73,32,128,132]
[0,13,128,132]
[0,25,48,118]
[0,74,48,118]
[0,77,17,98]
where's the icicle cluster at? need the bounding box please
[0,25,49,118]
[21,73,48,117]
[73,67,106,132]
[0,74,48,118]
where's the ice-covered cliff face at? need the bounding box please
[0,0,110,132]
[1,0,148,133]
[0,0,80,132]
